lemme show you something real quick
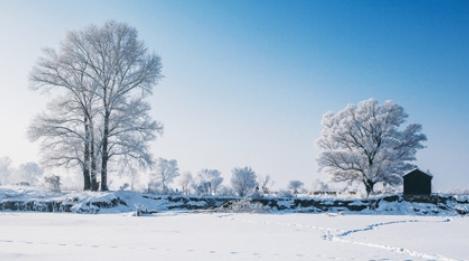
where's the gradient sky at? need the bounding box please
[0,0,468,191]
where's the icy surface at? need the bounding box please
[0,212,466,261]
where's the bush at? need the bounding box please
[44,175,61,192]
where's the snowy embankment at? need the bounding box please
[0,186,468,215]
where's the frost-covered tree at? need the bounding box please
[0,158,44,186]
[217,185,235,196]
[191,175,206,195]
[29,21,163,191]
[231,167,257,197]
[116,157,144,191]
[311,179,332,194]
[0,157,13,185]
[30,46,100,191]
[14,162,44,185]
[258,175,274,194]
[317,99,427,196]
[194,169,224,195]
[149,158,179,193]
[288,180,304,194]
[65,21,162,191]
[44,175,61,192]
[178,172,193,195]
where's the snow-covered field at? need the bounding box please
[0,212,467,261]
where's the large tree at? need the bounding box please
[67,22,162,191]
[30,44,100,190]
[30,21,162,191]
[317,99,427,196]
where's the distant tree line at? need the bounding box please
[140,159,307,197]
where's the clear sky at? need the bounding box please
[0,0,468,191]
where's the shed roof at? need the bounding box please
[403,168,433,178]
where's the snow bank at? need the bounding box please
[0,186,233,214]
[0,186,467,215]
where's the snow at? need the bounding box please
[0,186,467,260]
[0,212,467,261]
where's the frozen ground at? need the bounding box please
[0,212,467,261]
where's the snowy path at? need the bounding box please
[334,216,469,261]
[0,212,466,260]
[327,218,457,261]
[230,214,464,260]
[335,219,421,237]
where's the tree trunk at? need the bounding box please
[364,179,375,197]
[89,121,99,191]
[82,167,91,191]
[83,117,91,191]
[100,111,110,191]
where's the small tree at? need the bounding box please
[231,167,257,197]
[0,159,44,186]
[178,172,193,195]
[44,175,61,192]
[195,169,224,195]
[258,175,274,194]
[0,157,13,185]
[317,99,427,196]
[217,185,235,196]
[311,179,332,194]
[14,162,44,186]
[150,158,179,193]
[288,180,304,194]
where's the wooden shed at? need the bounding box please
[403,169,432,196]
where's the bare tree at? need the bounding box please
[0,157,13,185]
[29,21,162,191]
[44,175,61,192]
[150,158,179,193]
[288,180,304,194]
[194,169,223,195]
[30,34,101,190]
[178,172,193,195]
[116,156,142,191]
[14,162,44,186]
[311,179,332,194]
[64,21,162,191]
[317,99,427,196]
[231,167,257,197]
[258,175,274,194]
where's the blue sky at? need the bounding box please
[0,0,468,191]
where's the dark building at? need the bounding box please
[403,169,432,195]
